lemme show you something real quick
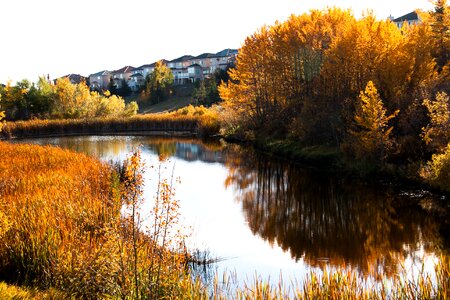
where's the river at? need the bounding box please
[15,135,449,287]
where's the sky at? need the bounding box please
[0,0,434,84]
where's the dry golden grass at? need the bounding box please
[0,108,221,140]
[0,141,120,289]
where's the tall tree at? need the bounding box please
[429,0,450,71]
[422,91,450,151]
[118,78,132,97]
[349,81,399,161]
[0,94,4,132]
[142,60,174,104]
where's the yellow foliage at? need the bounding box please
[350,81,399,161]
[422,91,450,150]
[421,143,450,191]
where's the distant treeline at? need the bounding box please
[0,77,138,121]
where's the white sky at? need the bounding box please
[0,0,434,84]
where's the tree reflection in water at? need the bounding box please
[224,145,445,278]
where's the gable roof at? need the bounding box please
[90,70,110,77]
[194,53,214,59]
[169,55,194,63]
[215,48,238,57]
[393,11,419,22]
[140,59,168,69]
[111,66,135,75]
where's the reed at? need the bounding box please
[0,142,205,298]
[1,108,221,140]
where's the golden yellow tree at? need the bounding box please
[0,94,4,132]
[350,81,399,161]
[219,8,354,138]
[422,91,450,150]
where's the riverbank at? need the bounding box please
[0,109,220,140]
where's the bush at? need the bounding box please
[421,143,450,191]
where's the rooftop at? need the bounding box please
[90,70,110,77]
[393,11,419,22]
[111,66,135,74]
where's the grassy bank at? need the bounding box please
[0,109,220,140]
[0,142,202,299]
[253,138,342,168]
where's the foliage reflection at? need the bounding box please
[224,145,445,278]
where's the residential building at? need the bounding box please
[87,48,238,91]
[111,66,135,88]
[392,11,421,28]
[187,64,203,82]
[89,71,111,91]
[139,59,169,79]
[129,67,144,92]
[56,74,87,85]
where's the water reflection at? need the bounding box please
[224,146,445,278]
[16,136,225,163]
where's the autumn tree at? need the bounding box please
[219,8,354,139]
[422,91,450,151]
[348,81,399,162]
[51,77,137,119]
[428,0,450,71]
[0,94,4,132]
[141,60,174,104]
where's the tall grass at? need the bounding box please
[0,108,221,140]
[0,142,204,298]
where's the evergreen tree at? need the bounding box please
[429,0,450,70]
[118,78,132,97]
[108,78,117,95]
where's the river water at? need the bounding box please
[16,135,448,287]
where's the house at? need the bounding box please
[167,56,194,85]
[187,64,203,82]
[139,59,169,78]
[392,11,421,28]
[56,74,87,85]
[190,53,214,72]
[89,70,111,91]
[129,68,145,92]
[169,49,238,84]
[111,66,135,88]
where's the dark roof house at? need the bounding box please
[392,11,421,28]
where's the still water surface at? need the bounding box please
[17,136,448,285]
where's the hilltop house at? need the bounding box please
[56,74,87,85]
[392,11,421,28]
[89,71,111,91]
[139,60,168,79]
[111,66,135,89]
